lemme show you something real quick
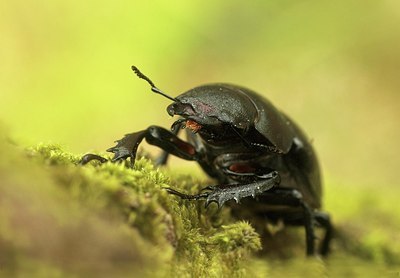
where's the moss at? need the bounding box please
[1,134,400,276]
[0,139,264,277]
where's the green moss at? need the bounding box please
[0,140,265,277]
[1,135,400,277]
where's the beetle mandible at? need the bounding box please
[81,66,332,256]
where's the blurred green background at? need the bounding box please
[1,0,399,231]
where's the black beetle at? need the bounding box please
[81,66,332,256]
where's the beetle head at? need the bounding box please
[132,66,294,152]
[167,84,259,135]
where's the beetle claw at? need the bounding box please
[79,154,108,165]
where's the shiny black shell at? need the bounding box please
[176,84,322,208]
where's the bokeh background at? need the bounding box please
[2,0,399,189]
[1,0,399,268]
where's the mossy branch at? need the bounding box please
[1,137,400,277]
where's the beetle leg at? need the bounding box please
[314,211,333,255]
[165,171,280,208]
[79,131,147,166]
[230,125,283,154]
[255,188,317,256]
[164,187,210,200]
[223,168,276,179]
[106,125,200,167]
[79,153,108,165]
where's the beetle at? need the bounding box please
[81,66,332,256]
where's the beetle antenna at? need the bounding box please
[131,65,179,102]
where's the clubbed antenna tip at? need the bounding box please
[131,65,155,87]
[131,65,178,102]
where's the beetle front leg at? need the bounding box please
[79,153,108,165]
[109,125,201,165]
[80,130,149,165]
[81,125,200,166]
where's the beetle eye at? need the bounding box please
[167,105,175,116]
[167,103,195,117]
